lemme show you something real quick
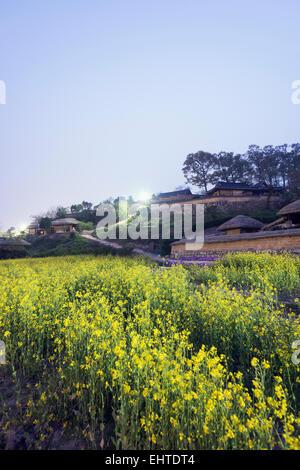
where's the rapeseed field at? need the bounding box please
[0,253,300,449]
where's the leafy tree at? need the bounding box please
[261,145,280,186]
[82,201,93,211]
[7,227,16,237]
[212,152,251,183]
[39,217,52,232]
[288,144,300,195]
[245,145,266,183]
[56,206,67,219]
[71,204,83,214]
[275,144,290,189]
[182,151,216,192]
[182,142,299,196]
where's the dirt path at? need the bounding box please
[81,233,218,266]
[81,233,162,262]
[81,233,123,250]
[130,247,162,262]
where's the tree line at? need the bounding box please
[32,201,97,230]
[182,143,300,195]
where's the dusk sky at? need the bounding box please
[0,0,300,230]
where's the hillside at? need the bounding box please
[26,233,132,258]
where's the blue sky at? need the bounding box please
[0,0,300,229]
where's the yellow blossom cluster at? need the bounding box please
[0,253,299,449]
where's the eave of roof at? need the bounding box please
[217,215,264,232]
[0,238,31,247]
[277,199,300,216]
[51,218,81,225]
[153,189,192,198]
[207,182,283,194]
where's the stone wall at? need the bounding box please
[171,233,300,258]
[187,195,281,210]
[171,248,300,259]
[151,195,281,210]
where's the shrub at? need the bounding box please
[78,222,94,232]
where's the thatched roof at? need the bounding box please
[278,199,300,216]
[51,218,81,226]
[153,189,192,199]
[217,215,264,232]
[0,238,31,247]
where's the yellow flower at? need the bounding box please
[262,360,270,369]
[203,424,209,435]
[251,357,259,367]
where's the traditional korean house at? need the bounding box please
[27,217,81,235]
[170,204,300,257]
[0,238,31,252]
[0,238,31,249]
[216,215,264,235]
[0,238,31,259]
[28,223,46,236]
[151,189,195,203]
[171,228,300,257]
[50,218,81,233]
[206,181,283,197]
[277,199,300,227]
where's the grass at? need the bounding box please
[186,252,300,295]
[26,233,132,258]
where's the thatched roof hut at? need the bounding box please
[171,227,300,256]
[28,222,47,235]
[277,199,300,226]
[278,199,300,216]
[51,218,81,226]
[217,215,264,234]
[0,238,31,248]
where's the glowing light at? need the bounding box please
[14,223,28,235]
[137,191,151,202]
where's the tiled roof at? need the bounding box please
[153,189,192,199]
[207,181,283,194]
